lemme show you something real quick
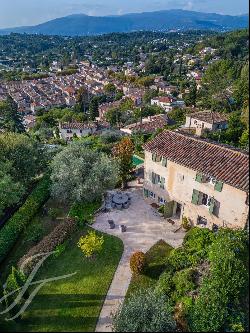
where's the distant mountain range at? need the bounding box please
[0,10,248,36]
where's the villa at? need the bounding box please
[183,110,228,136]
[59,122,97,141]
[143,130,249,230]
[151,96,185,112]
[120,114,171,135]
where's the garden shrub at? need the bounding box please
[112,288,176,332]
[0,175,50,264]
[158,205,165,214]
[54,242,67,258]
[69,200,101,225]
[100,130,123,144]
[182,216,192,231]
[168,247,192,271]
[3,266,28,318]
[18,217,77,274]
[188,229,249,332]
[24,221,43,244]
[183,227,215,255]
[78,230,104,258]
[174,296,193,332]
[155,270,174,297]
[48,207,60,220]
[182,227,216,265]
[130,251,147,275]
[172,268,196,301]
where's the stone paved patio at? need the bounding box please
[94,186,185,332]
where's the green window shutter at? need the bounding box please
[144,188,149,197]
[191,189,200,205]
[195,172,203,183]
[151,172,156,184]
[162,158,167,167]
[209,197,215,214]
[214,180,223,192]
[152,153,157,162]
[160,177,165,189]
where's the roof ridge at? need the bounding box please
[167,129,249,157]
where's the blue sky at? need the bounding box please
[0,0,249,28]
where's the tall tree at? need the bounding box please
[0,96,25,133]
[0,132,46,185]
[76,87,90,113]
[89,97,99,121]
[113,137,134,189]
[104,83,116,99]
[50,144,118,203]
[0,161,25,217]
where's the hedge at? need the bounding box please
[18,217,77,275]
[0,175,51,264]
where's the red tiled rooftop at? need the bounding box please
[60,122,97,130]
[188,111,228,124]
[144,130,249,192]
[126,115,170,133]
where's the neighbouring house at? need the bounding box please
[151,96,185,112]
[143,130,249,230]
[23,114,36,131]
[98,100,122,120]
[183,111,228,136]
[120,114,171,135]
[59,122,97,141]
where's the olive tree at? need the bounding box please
[50,143,119,203]
[112,289,176,332]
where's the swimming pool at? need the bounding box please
[132,155,144,166]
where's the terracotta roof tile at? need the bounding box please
[126,115,170,133]
[144,130,249,192]
[60,122,97,130]
[188,111,228,124]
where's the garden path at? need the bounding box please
[93,186,185,332]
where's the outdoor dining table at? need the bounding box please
[112,193,129,205]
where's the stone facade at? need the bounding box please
[143,150,249,229]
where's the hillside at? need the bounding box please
[0,10,248,36]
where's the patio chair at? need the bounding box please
[123,202,130,209]
[108,220,115,229]
[119,225,127,232]
[105,203,112,211]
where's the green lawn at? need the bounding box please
[0,227,123,332]
[126,240,173,299]
[0,196,124,332]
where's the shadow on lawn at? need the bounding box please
[19,314,98,332]
[26,293,106,310]
[143,263,167,279]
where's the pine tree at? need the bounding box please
[0,96,25,133]
[89,97,99,121]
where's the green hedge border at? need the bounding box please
[0,175,51,264]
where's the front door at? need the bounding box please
[175,202,182,219]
